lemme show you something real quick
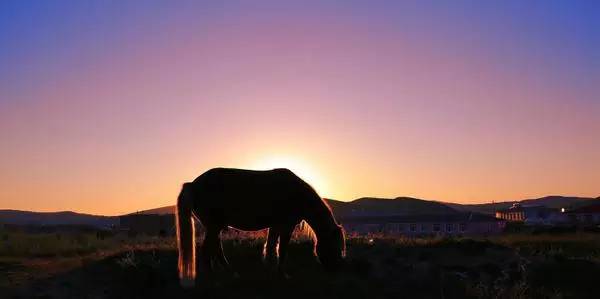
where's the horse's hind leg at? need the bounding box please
[263,228,279,266]
[201,228,220,274]
[276,226,295,279]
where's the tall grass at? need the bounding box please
[4,228,600,259]
[487,232,600,260]
[3,229,600,299]
[0,230,175,258]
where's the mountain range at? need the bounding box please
[1,195,597,227]
[445,195,597,215]
[0,210,118,227]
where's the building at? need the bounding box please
[119,214,175,236]
[565,202,600,225]
[339,213,505,236]
[495,203,568,225]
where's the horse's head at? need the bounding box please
[315,224,346,271]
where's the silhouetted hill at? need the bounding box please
[129,206,174,215]
[332,197,457,218]
[130,195,600,217]
[8,195,593,226]
[0,210,118,227]
[132,197,457,219]
[520,195,594,207]
[446,202,511,215]
[323,198,351,211]
[447,196,597,215]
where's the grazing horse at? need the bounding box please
[175,167,346,288]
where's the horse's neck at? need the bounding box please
[303,199,337,237]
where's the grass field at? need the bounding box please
[2,229,600,299]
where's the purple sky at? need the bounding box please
[1,1,599,215]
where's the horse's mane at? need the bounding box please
[284,169,331,211]
[282,168,336,242]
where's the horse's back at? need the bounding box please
[192,167,299,192]
[189,168,316,230]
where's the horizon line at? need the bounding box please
[2,194,598,217]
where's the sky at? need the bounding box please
[1,1,599,215]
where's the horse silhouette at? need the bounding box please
[175,167,346,287]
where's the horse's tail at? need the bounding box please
[176,183,196,288]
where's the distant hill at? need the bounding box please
[330,197,457,218]
[6,195,595,227]
[0,210,118,228]
[520,196,595,208]
[446,196,597,215]
[129,206,174,215]
[132,196,457,219]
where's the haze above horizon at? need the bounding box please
[1,1,599,215]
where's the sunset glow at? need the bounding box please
[247,155,329,196]
[0,1,598,215]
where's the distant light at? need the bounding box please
[368,238,374,244]
[561,208,565,213]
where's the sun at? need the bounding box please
[247,156,329,196]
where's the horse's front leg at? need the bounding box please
[276,226,294,279]
[215,237,229,268]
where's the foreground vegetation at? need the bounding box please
[2,228,600,299]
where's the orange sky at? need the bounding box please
[1,2,599,215]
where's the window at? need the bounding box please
[433,223,441,232]
[385,223,396,233]
[447,223,454,232]
[420,224,427,232]
[387,223,402,233]
[459,223,466,232]
[410,223,417,232]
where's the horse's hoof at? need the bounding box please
[262,257,278,266]
[180,278,195,289]
[278,271,291,280]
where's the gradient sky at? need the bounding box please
[1,1,599,215]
